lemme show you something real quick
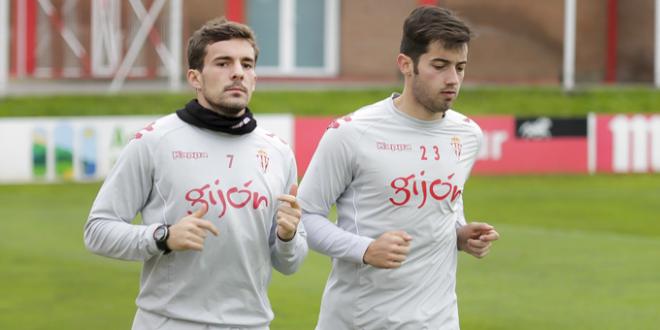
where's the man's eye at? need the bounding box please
[243,63,254,69]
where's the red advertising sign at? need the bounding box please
[472,116,588,174]
[595,114,660,173]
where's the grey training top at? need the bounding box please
[298,95,482,330]
[84,113,307,328]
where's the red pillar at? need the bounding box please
[226,0,245,23]
[418,0,437,5]
[25,0,36,75]
[12,0,37,76]
[10,0,17,76]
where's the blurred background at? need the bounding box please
[0,0,659,329]
[2,0,660,91]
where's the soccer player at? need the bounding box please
[83,18,307,330]
[298,6,500,329]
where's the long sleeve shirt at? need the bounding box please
[84,113,307,328]
[298,94,482,330]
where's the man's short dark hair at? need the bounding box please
[187,17,259,71]
[400,6,472,73]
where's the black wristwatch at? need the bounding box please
[153,224,172,254]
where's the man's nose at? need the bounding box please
[445,67,459,86]
[230,62,244,80]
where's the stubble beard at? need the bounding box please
[205,92,248,117]
[412,77,451,115]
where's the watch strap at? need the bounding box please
[154,224,172,254]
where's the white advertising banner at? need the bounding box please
[0,115,293,183]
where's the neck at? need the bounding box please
[394,87,445,121]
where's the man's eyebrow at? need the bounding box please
[211,56,255,63]
[431,58,450,64]
[430,58,467,65]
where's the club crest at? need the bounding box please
[256,149,270,173]
[450,136,462,160]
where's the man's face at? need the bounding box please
[410,41,467,114]
[191,39,256,116]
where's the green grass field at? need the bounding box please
[2,175,659,329]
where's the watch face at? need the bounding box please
[154,226,167,241]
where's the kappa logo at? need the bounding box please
[172,151,208,160]
[376,141,412,152]
[451,136,462,160]
[256,149,270,173]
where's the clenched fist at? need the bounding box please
[276,184,301,241]
[363,231,413,268]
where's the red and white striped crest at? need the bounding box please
[256,149,270,173]
[451,136,462,160]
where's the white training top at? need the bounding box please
[298,94,482,330]
[84,113,307,329]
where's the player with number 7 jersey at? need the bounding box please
[84,18,307,329]
[84,111,307,327]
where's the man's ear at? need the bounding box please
[187,69,202,90]
[397,54,413,77]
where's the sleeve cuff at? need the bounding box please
[352,236,375,265]
[143,223,161,255]
[275,230,300,254]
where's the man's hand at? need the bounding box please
[167,203,219,251]
[363,231,412,268]
[457,222,499,258]
[276,184,301,241]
